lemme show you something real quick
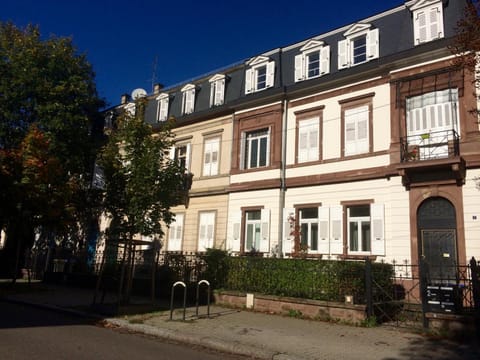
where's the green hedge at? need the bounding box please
[204,252,394,304]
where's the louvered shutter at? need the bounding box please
[260,209,270,253]
[209,82,215,108]
[330,205,343,254]
[320,45,330,74]
[245,68,253,94]
[198,212,215,252]
[158,97,168,122]
[344,110,357,156]
[416,11,427,44]
[185,143,191,172]
[239,131,246,170]
[370,203,385,256]
[318,206,330,254]
[230,211,242,252]
[168,214,183,251]
[367,28,379,59]
[266,61,275,88]
[298,124,309,163]
[215,78,225,105]
[338,39,349,69]
[185,88,195,114]
[210,138,219,175]
[283,208,295,256]
[294,54,305,82]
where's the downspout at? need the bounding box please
[278,93,288,257]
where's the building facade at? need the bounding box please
[108,0,480,276]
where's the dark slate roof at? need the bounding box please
[116,0,467,125]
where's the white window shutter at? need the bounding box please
[266,61,275,88]
[344,112,357,156]
[210,139,219,175]
[318,206,330,254]
[298,126,309,163]
[230,211,242,252]
[203,141,211,176]
[294,54,305,82]
[185,143,191,172]
[370,203,385,256]
[320,45,330,75]
[283,208,295,256]
[429,6,443,40]
[158,97,168,122]
[260,209,270,253]
[245,68,253,94]
[198,212,215,252]
[367,28,379,59]
[169,145,175,161]
[209,82,215,108]
[415,11,427,44]
[338,39,349,69]
[330,205,343,255]
[239,131,246,170]
[215,78,225,105]
[168,214,183,251]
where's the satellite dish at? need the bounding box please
[131,88,147,100]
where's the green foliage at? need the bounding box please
[98,98,185,244]
[202,248,229,289]
[214,257,393,303]
[0,22,104,275]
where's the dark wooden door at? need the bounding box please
[418,197,457,284]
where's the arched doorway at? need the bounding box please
[417,197,458,284]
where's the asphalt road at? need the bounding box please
[0,301,250,360]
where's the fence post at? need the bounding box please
[419,258,429,329]
[365,258,374,318]
[470,257,480,338]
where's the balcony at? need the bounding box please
[397,129,465,189]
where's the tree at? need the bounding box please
[0,22,104,278]
[97,97,187,303]
[451,1,480,118]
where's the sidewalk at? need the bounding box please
[2,283,480,360]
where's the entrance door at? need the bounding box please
[418,197,457,284]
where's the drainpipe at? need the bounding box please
[278,93,288,257]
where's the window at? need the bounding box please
[171,143,191,172]
[156,93,169,122]
[198,212,215,252]
[181,84,196,115]
[209,74,225,107]
[168,213,184,251]
[295,41,330,82]
[203,137,220,176]
[245,210,261,251]
[344,105,369,156]
[242,128,270,169]
[299,207,319,252]
[406,88,459,158]
[243,209,270,252]
[245,56,275,94]
[347,205,371,254]
[297,118,319,163]
[409,0,444,45]
[338,24,378,69]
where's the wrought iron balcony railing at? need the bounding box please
[400,129,460,163]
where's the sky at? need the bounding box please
[2,0,405,108]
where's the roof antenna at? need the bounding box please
[149,55,158,94]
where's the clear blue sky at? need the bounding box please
[2,0,404,108]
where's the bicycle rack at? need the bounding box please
[170,281,187,321]
[195,280,210,318]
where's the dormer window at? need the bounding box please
[181,84,196,115]
[338,23,379,70]
[408,0,444,45]
[295,40,330,82]
[245,56,275,94]
[209,74,226,107]
[156,93,169,122]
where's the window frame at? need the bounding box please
[241,128,271,170]
[156,93,169,122]
[295,107,323,164]
[209,74,226,107]
[245,57,275,94]
[295,41,330,82]
[170,141,191,172]
[198,211,216,252]
[338,25,379,70]
[339,93,374,158]
[410,0,444,45]
[181,84,196,115]
[202,136,220,177]
[167,213,184,251]
[240,206,270,253]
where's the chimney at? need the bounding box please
[153,83,164,95]
[120,93,130,105]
